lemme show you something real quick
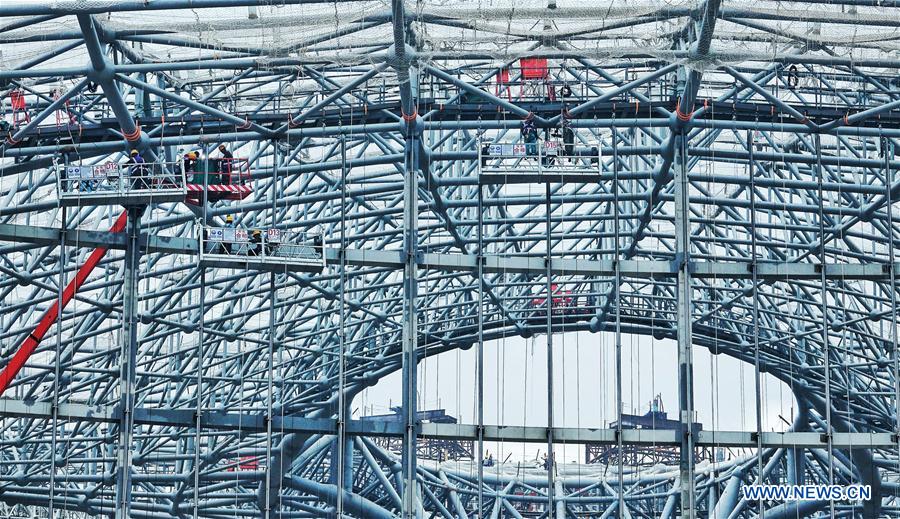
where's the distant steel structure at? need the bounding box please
[362,408,475,462]
[583,396,723,467]
[1,0,900,517]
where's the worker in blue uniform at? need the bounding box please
[521,112,538,157]
[125,149,148,190]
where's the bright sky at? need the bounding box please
[353,331,796,464]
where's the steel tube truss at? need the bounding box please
[3,1,900,517]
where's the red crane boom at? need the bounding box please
[0,210,128,395]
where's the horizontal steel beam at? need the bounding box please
[0,0,366,16]
[1,223,898,280]
[0,222,196,255]
[0,399,892,449]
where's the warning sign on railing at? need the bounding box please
[66,166,86,179]
[487,144,529,156]
[98,162,118,175]
[487,143,565,156]
[64,162,121,179]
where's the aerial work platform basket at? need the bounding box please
[56,161,187,206]
[477,140,601,184]
[185,158,253,205]
[519,58,549,80]
[198,226,325,273]
[527,284,596,318]
[518,58,555,100]
[8,89,30,127]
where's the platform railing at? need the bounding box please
[56,161,187,205]
[199,226,325,272]
[527,293,596,317]
[183,158,250,185]
[477,139,601,183]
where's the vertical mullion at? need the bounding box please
[477,182,485,516]
[115,206,141,519]
[749,130,765,515]
[336,134,349,515]
[884,138,900,516]
[813,134,836,519]
[613,128,625,518]
[49,205,67,518]
[194,269,205,519]
[545,182,555,519]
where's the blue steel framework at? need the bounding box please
[1,1,900,517]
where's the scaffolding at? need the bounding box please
[184,158,253,204]
[55,161,187,206]
[1,1,899,518]
[198,226,325,272]
[478,139,601,183]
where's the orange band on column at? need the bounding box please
[123,126,142,142]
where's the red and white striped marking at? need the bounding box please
[186,184,252,193]
[185,184,252,205]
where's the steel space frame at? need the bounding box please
[2,0,900,517]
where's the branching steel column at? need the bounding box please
[116,207,142,519]
[673,132,696,518]
[391,0,414,119]
[392,0,421,516]
[76,15,155,160]
[675,0,723,121]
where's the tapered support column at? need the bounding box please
[401,129,420,519]
[115,206,143,519]
[673,133,696,518]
